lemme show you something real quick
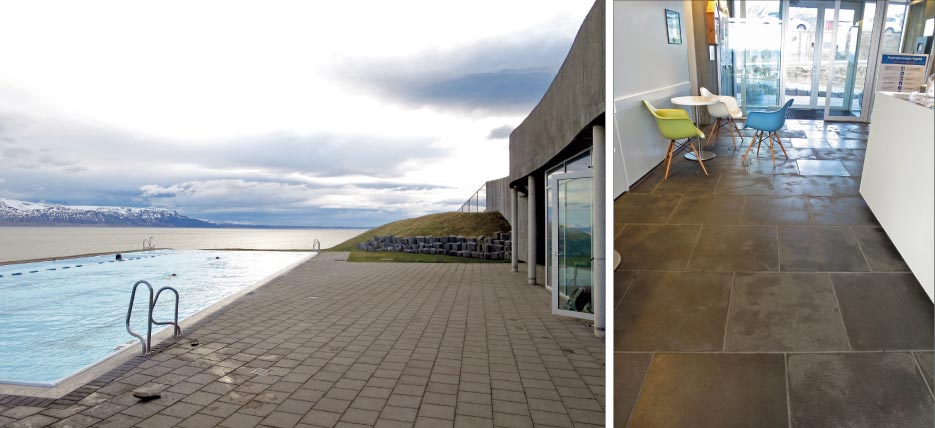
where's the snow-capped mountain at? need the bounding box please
[0,198,216,227]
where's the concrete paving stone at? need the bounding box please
[788,353,934,428]
[220,412,264,428]
[137,414,183,428]
[177,413,224,428]
[48,414,100,428]
[94,413,142,428]
[262,411,304,428]
[492,412,534,428]
[379,405,418,423]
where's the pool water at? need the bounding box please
[0,250,312,385]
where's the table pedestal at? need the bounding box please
[684,105,716,161]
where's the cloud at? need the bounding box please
[487,125,513,140]
[340,34,572,114]
[137,179,460,226]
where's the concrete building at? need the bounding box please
[485,0,605,337]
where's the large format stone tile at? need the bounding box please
[741,196,812,226]
[653,169,720,195]
[773,175,861,197]
[629,353,788,428]
[668,196,744,225]
[851,227,910,272]
[614,193,682,224]
[832,273,934,350]
[687,225,779,272]
[796,159,850,176]
[788,353,934,428]
[615,271,731,351]
[808,197,878,226]
[615,224,700,271]
[613,270,639,311]
[716,175,774,196]
[725,273,848,352]
[613,353,651,427]
[778,227,869,272]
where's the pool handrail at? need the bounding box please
[312,239,320,252]
[126,280,154,355]
[151,286,181,337]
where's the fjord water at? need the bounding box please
[0,250,311,384]
[0,227,365,263]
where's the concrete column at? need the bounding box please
[527,175,537,285]
[511,187,519,272]
[592,125,606,338]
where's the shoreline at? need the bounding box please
[0,247,319,266]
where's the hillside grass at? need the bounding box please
[327,211,510,252]
[346,251,506,264]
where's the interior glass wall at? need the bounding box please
[722,0,892,121]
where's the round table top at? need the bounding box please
[671,95,720,106]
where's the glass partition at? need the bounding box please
[726,14,784,113]
[550,171,593,320]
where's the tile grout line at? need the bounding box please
[910,352,935,400]
[624,352,655,428]
[827,272,854,352]
[784,353,793,428]
[682,224,705,272]
[848,226,874,273]
[721,272,736,352]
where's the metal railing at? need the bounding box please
[143,236,155,250]
[126,280,181,355]
[312,239,320,252]
[457,184,487,213]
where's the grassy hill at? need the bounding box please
[328,211,510,252]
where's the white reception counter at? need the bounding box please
[861,91,935,301]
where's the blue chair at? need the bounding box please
[741,99,794,166]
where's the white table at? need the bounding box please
[670,95,719,161]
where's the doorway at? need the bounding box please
[722,0,892,122]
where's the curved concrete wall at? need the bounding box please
[508,0,605,184]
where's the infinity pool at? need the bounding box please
[0,249,312,386]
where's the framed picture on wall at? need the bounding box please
[665,9,682,44]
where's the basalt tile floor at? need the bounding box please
[0,255,604,428]
[614,120,934,427]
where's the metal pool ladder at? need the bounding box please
[312,239,320,252]
[126,280,181,355]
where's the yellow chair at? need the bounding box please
[643,100,708,179]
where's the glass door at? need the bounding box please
[823,0,884,121]
[783,2,823,108]
[549,171,593,321]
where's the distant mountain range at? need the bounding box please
[0,198,218,227]
[0,198,352,229]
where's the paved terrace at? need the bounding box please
[0,254,604,428]
[615,120,934,427]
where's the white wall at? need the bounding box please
[613,0,692,196]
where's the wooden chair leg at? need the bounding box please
[709,118,720,147]
[741,131,759,164]
[688,140,709,176]
[664,140,675,180]
[767,132,776,166]
[731,118,744,143]
[773,132,788,157]
[724,119,738,148]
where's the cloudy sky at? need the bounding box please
[0,0,593,227]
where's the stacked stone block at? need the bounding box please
[356,232,512,260]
